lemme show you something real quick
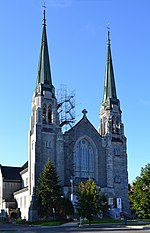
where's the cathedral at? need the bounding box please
[0,10,130,221]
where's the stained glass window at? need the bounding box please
[74,138,94,178]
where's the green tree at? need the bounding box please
[55,197,74,220]
[36,159,61,219]
[76,178,107,223]
[129,163,150,218]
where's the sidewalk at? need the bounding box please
[126,220,150,230]
[61,221,79,227]
[61,220,150,230]
[126,222,150,230]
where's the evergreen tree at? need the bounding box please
[129,163,150,218]
[55,197,74,220]
[36,159,61,218]
[76,178,107,223]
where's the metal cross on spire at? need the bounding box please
[42,2,46,26]
[107,22,110,31]
[107,23,111,45]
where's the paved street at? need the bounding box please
[0,224,150,233]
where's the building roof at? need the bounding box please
[21,161,28,171]
[20,161,28,175]
[14,186,28,196]
[0,165,22,182]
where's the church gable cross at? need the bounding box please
[82,109,88,118]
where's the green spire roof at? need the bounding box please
[36,9,53,93]
[103,30,118,105]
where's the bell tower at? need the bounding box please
[28,9,64,220]
[99,29,130,213]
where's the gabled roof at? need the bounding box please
[65,109,101,139]
[21,161,28,171]
[0,165,22,182]
[20,161,28,175]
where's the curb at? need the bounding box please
[127,225,150,230]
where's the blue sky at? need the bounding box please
[0,0,150,183]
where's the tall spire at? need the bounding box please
[36,7,53,94]
[102,28,118,106]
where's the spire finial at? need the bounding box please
[107,23,110,45]
[42,2,46,26]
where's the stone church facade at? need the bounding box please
[0,10,130,221]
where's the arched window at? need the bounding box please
[101,118,106,135]
[42,105,46,123]
[116,117,120,134]
[112,116,116,133]
[112,116,121,134]
[48,108,52,123]
[74,138,94,178]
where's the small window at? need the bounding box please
[26,178,28,186]
[42,105,46,123]
[112,117,116,133]
[24,196,26,208]
[114,176,121,183]
[20,197,22,208]
[48,108,52,123]
[114,148,120,156]
[45,141,51,148]
[116,120,120,134]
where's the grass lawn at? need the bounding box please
[33,220,63,226]
[15,218,64,226]
[83,218,150,225]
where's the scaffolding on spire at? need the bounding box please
[57,84,76,132]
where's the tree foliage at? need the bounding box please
[129,163,150,218]
[76,178,107,223]
[55,197,74,220]
[36,159,61,218]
